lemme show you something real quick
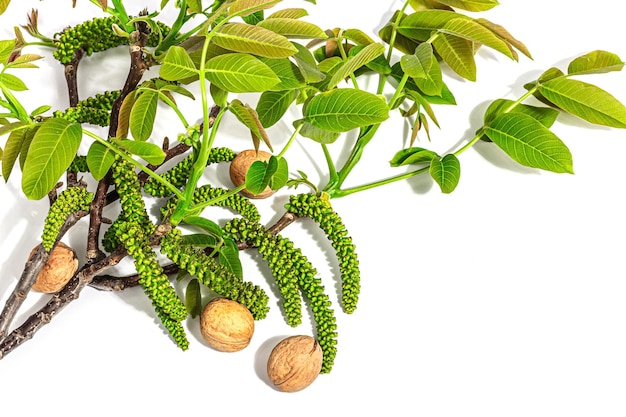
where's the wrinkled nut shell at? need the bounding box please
[229,149,276,199]
[266,335,323,392]
[29,242,78,293]
[199,298,254,352]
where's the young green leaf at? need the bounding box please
[86,141,115,181]
[245,158,277,195]
[475,18,532,59]
[343,28,375,46]
[303,88,389,132]
[22,118,82,200]
[401,42,433,79]
[0,39,15,64]
[0,0,10,16]
[440,18,516,60]
[229,0,282,17]
[187,0,203,13]
[184,216,224,238]
[430,153,460,194]
[389,147,439,167]
[204,53,280,93]
[257,57,306,90]
[291,42,325,83]
[326,43,386,90]
[0,73,28,91]
[397,9,471,41]
[256,89,298,128]
[6,53,44,69]
[256,17,326,39]
[432,33,476,81]
[212,22,298,58]
[296,121,341,144]
[116,90,136,140]
[159,46,198,81]
[18,124,37,169]
[484,112,574,173]
[129,90,158,141]
[2,125,29,180]
[219,238,243,280]
[539,77,626,128]
[181,233,218,248]
[567,50,624,76]
[118,139,166,165]
[185,278,202,318]
[267,7,308,19]
[229,99,272,150]
[269,155,288,190]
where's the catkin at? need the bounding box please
[41,186,93,252]
[285,193,361,314]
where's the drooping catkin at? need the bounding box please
[41,186,93,252]
[285,193,361,314]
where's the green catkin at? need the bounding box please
[110,157,188,348]
[144,147,237,197]
[53,107,111,127]
[154,304,189,351]
[160,228,270,319]
[53,16,170,64]
[76,90,121,110]
[223,217,338,373]
[160,185,261,223]
[41,186,93,252]
[285,193,361,314]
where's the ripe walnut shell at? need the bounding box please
[29,242,78,293]
[199,297,254,352]
[229,149,276,199]
[266,335,323,392]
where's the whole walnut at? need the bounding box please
[266,335,323,392]
[229,149,276,199]
[29,242,78,293]
[199,297,254,352]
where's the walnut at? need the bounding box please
[199,297,254,352]
[266,335,323,392]
[29,242,78,293]
[229,149,276,199]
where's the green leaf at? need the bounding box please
[229,0,282,17]
[7,53,44,69]
[210,83,228,107]
[213,23,298,58]
[2,125,29,180]
[484,113,574,173]
[18,125,37,169]
[181,233,218,248]
[86,141,115,181]
[245,158,277,194]
[158,83,196,101]
[184,216,224,237]
[326,43,386,90]
[291,42,325,83]
[30,105,51,117]
[0,120,27,137]
[242,10,265,26]
[205,53,280,93]
[475,18,532,59]
[303,88,389,132]
[130,90,158,141]
[257,57,306,90]
[397,10,471,41]
[567,50,624,75]
[401,42,433,79]
[389,147,439,167]
[435,0,499,11]
[0,73,28,91]
[116,90,136,140]
[118,140,166,165]
[430,154,461,194]
[379,12,421,55]
[432,32,476,81]
[440,18,515,60]
[256,89,298,128]
[256,18,327,39]
[185,278,202,318]
[22,118,82,200]
[229,99,272,150]
[219,238,243,280]
[0,39,15,64]
[539,77,626,128]
[343,28,375,46]
[159,46,198,81]
[267,8,308,19]
[296,121,341,144]
[269,155,288,190]
[483,99,559,128]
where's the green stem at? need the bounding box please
[377,0,411,95]
[321,143,338,184]
[82,129,185,199]
[277,123,303,159]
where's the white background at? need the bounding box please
[1,1,626,416]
